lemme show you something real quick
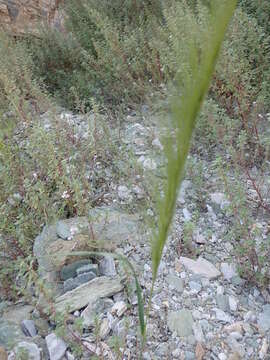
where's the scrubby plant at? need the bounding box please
[72,0,237,351]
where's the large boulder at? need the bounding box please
[0,0,64,36]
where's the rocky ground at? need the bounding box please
[0,107,270,360]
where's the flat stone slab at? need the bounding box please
[168,309,194,337]
[54,276,123,313]
[0,320,26,350]
[180,257,221,279]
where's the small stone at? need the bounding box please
[228,353,241,360]
[259,338,268,359]
[63,272,96,292]
[218,353,227,360]
[111,301,127,317]
[152,138,163,150]
[194,232,206,245]
[189,281,202,293]
[66,351,75,360]
[183,208,192,221]
[142,352,151,360]
[143,158,157,170]
[15,342,40,360]
[99,318,110,340]
[180,256,221,279]
[113,319,126,338]
[117,186,131,201]
[76,264,98,276]
[144,263,151,272]
[21,320,37,337]
[56,221,71,240]
[224,323,243,334]
[229,332,242,340]
[132,185,144,199]
[172,348,181,358]
[45,333,67,360]
[185,351,195,360]
[258,304,270,332]
[168,309,194,337]
[220,263,237,281]
[210,192,229,209]
[7,193,22,206]
[81,298,114,328]
[216,295,229,312]
[217,286,224,295]
[192,323,204,342]
[178,180,191,204]
[226,337,245,358]
[155,342,169,357]
[214,309,231,323]
[231,276,245,287]
[166,274,184,293]
[244,310,256,322]
[60,260,92,281]
[99,256,117,277]
[228,296,238,312]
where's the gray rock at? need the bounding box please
[231,276,245,287]
[185,351,195,360]
[60,260,92,281]
[168,309,194,337]
[99,256,117,277]
[200,319,212,332]
[63,272,96,292]
[258,304,270,332]
[15,342,40,360]
[152,138,163,150]
[66,351,75,360]
[155,343,169,357]
[0,320,25,350]
[45,333,67,360]
[56,221,71,240]
[210,192,229,210]
[216,295,230,312]
[118,186,131,201]
[113,319,126,339]
[166,274,184,293]
[76,264,98,276]
[183,208,192,221]
[143,158,157,170]
[194,232,206,244]
[214,309,231,323]
[228,296,238,312]
[180,256,221,279]
[21,320,37,337]
[2,305,34,325]
[111,301,127,317]
[55,276,123,313]
[99,318,111,339]
[192,322,205,342]
[81,298,114,328]
[34,318,50,338]
[220,263,237,281]
[7,193,22,206]
[189,281,202,293]
[177,180,191,204]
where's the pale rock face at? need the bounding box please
[0,0,64,35]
